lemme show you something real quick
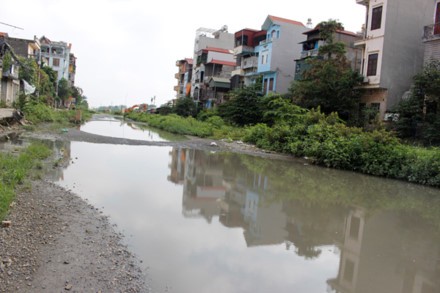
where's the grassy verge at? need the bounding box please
[0,143,52,220]
[126,113,246,140]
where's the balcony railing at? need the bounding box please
[423,23,440,41]
[300,49,319,59]
[233,45,254,55]
[242,56,258,69]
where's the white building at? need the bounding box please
[355,0,433,118]
[40,36,72,84]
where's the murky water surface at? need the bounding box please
[52,120,440,293]
[80,116,185,142]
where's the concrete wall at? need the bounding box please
[381,0,434,109]
[271,23,307,94]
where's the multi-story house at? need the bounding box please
[355,0,433,119]
[174,58,193,101]
[255,15,308,95]
[190,26,234,105]
[0,38,20,106]
[68,53,76,87]
[40,36,72,84]
[231,28,267,89]
[193,46,235,108]
[423,2,440,63]
[294,26,362,80]
[0,33,40,62]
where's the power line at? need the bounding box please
[0,21,24,30]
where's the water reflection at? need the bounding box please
[80,118,186,142]
[168,147,440,292]
[51,139,440,293]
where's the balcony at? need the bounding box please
[355,0,368,5]
[233,45,254,56]
[242,56,258,69]
[231,68,244,76]
[175,73,180,79]
[423,23,440,41]
[300,49,319,59]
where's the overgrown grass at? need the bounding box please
[128,110,440,188]
[127,112,246,139]
[0,143,52,220]
[23,102,92,126]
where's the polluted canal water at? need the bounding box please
[52,119,440,293]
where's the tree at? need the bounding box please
[289,20,362,121]
[174,96,197,117]
[217,82,264,126]
[395,60,440,144]
[57,78,71,106]
[18,57,39,85]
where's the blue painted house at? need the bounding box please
[255,15,307,95]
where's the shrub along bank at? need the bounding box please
[0,143,51,220]
[126,106,440,188]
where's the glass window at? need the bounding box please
[371,6,383,30]
[367,53,378,76]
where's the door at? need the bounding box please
[435,2,440,35]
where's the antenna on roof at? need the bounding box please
[0,21,24,30]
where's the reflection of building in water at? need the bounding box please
[328,208,440,293]
[167,148,186,184]
[44,140,72,181]
[168,148,226,223]
[283,201,346,259]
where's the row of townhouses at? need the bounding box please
[175,0,440,119]
[0,32,76,107]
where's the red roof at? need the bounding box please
[208,59,236,67]
[203,47,232,54]
[269,15,305,27]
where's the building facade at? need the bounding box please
[40,36,72,84]
[295,26,362,80]
[190,26,234,104]
[231,28,267,89]
[0,39,20,106]
[193,46,235,108]
[256,15,308,95]
[174,58,193,101]
[355,0,433,118]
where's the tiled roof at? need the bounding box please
[208,59,236,67]
[268,15,305,27]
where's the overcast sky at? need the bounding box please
[1,0,365,108]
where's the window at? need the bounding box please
[366,53,378,76]
[261,53,268,65]
[343,259,355,283]
[52,58,60,67]
[371,6,383,30]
